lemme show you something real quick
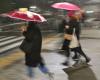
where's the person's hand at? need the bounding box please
[20,26,27,32]
[65,25,69,29]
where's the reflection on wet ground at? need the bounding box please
[63,63,97,80]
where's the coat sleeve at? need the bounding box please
[22,31,32,41]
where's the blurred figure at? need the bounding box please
[69,11,91,63]
[61,15,75,66]
[20,21,53,80]
[61,11,90,66]
[58,16,69,33]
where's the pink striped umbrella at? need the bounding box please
[2,10,47,22]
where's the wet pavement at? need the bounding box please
[0,32,100,80]
[81,29,100,39]
[0,0,100,79]
[0,34,68,80]
[64,39,100,80]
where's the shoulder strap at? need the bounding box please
[73,28,75,34]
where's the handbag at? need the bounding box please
[69,28,79,48]
[64,34,72,40]
[19,39,33,53]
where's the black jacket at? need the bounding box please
[65,19,81,39]
[62,19,81,50]
[22,22,43,67]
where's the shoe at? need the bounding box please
[62,62,69,66]
[46,72,54,80]
[72,56,79,61]
[57,50,65,55]
[86,57,91,63]
[39,65,49,74]
[62,61,74,67]
[72,55,80,61]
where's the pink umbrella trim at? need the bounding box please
[2,11,47,22]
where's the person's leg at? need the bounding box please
[71,48,80,60]
[38,62,54,80]
[76,47,91,63]
[65,47,70,57]
[61,40,66,50]
[62,40,71,66]
[62,46,71,66]
[26,66,34,78]
[39,64,49,73]
[73,51,79,59]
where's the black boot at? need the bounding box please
[72,55,80,61]
[86,57,91,63]
[62,61,69,66]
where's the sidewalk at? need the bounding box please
[0,30,100,80]
[0,51,69,80]
[0,34,69,80]
[81,29,100,39]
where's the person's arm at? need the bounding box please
[21,27,33,41]
[20,26,30,38]
[20,26,27,32]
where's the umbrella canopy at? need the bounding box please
[51,2,80,11]
[1,8,47,22]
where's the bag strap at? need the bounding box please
[73,28,75,35]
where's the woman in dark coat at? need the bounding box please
[23,22,43,67]
[20,21,53,79]
[61,12,90,66]
[61,18,74,66]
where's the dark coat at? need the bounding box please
[62,19,81,50]
[22,22,43,67]
[64,18,81,40]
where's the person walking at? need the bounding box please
[61,19,74,66]
[20,21,53,80]
[61,11,90,66]
[70,11,91,63]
